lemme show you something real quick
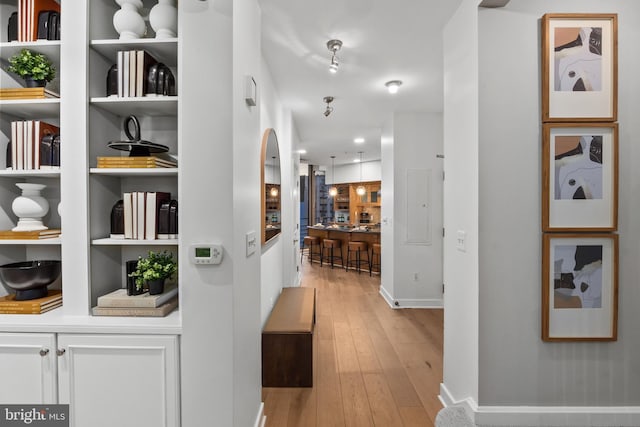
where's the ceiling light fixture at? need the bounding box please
[269,156,279,197]
[385,80,403,94]
[323,96,334,117]
[354,137,365,144]
[356,151,366,196]
[327,39,342,74]
[328,156,338,197]
[297,149,307,154]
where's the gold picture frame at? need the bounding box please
[542,233,618,341]
[541,13,618,122]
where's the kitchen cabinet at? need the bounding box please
[0,332,179,427]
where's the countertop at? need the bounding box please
[307,225,380,234]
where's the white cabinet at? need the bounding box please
[0,333,180,427]
[0,332,57,403]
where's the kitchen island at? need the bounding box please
[307,226,380,271]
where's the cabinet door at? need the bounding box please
[57,334,179,427]
[0,333,57,403]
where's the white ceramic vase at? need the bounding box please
[149,0,177,39]
[12,183,49,231]
[113,0,147,40]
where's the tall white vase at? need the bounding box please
[12,183,49,231]
[149,0,177,39]
[113,0,147,40]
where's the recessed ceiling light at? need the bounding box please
[354,137,365,144]
[353,158,360,163]
[385,80,403,94]
[297,149,307,154]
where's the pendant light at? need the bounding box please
[328,156,338,197]
[269,156,279,197]
[356,151,366,196]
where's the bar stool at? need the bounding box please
[345,241,369,274]
[370,243,381,276]
[301,236,320,264]
[320,239,343,269]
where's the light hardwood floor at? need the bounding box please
[262,260,444,427]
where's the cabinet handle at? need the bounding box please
[39,348,49,356]
[56,348,65,356]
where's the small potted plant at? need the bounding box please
[7,49,56,87]
[128,250,177,295]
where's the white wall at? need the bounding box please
[380,113,443,309]
[179,2,235,426]
[441,0,480,410]
[259,55,299,325]
[326,160,382,184]
[394,113,443,306]
[477,0,640,417]
[232,1,263,426]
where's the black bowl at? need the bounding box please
[0,260,61,300]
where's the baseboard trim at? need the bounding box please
[254,402,266,427]
[379,286,443,309]
[440,383,640,426]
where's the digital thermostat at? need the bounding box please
[190,244,223,265]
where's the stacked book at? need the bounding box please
[8,0,60,42]
[0,87,60,100]
[8,120,60,170]
[93,283,178,317]
[115,192,177,240]
[112,50,176,98]
[0,229,60,240]
[97,156,177,169]
[0,289,62,314]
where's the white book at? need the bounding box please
[117,51,123,97]
[97,283,178,308]
[123,51,130,97]
[132,192,138,239]
[123,193,133,239]
[129,50,136,98]
[16,121,24,170]
[137,191,146,240]
[26,120,33,169]
[10,121,17,170]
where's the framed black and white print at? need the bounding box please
[541,14,617,122]
[542,123,618,232]
[542,233,618,341]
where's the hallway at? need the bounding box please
[262,262,443,426]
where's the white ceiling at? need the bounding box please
[259,0,462,166]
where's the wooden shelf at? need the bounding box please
[0,169,60,178]
[90,97,178,116]
[90,168,178,177]
[90,38,178,66]
[0,99,60,119]
[92,238,178,246]
[0,238,61,245]
[0,40,61,59]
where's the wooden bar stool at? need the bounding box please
[320,239,343,269]
[301,236,320,264]
[370,243,381,276]
[346,241,369,274]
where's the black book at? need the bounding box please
[157,201,171,239]
[40,134,60,169]
[110,200,125,238]
[8,11,18,42]
[6,141,12,169]
[37,10,53,40]
[168,199,178,238]
[47,11,60,41]
[106,63,118,97]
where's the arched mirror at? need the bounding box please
[261,128,281,245]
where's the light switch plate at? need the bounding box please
[246,231,257,256]
[456,230,466,252]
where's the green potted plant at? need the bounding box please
[7,49,56,87]
[128,250,177,295]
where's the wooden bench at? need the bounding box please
[262,287,316,387]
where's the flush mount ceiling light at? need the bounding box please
[354,137,365,144]
[356,151,366,196]
[385,80,403,94]
[328,155,338,197]
[323,96,334,117]
[327,39,342,74]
